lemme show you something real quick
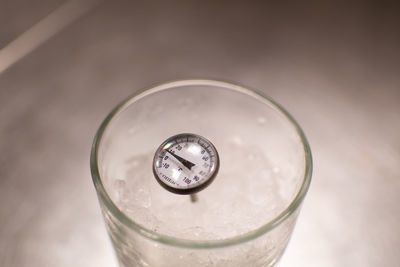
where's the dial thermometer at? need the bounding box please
[153,133,219,195]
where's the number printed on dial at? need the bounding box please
[152,133,219,194]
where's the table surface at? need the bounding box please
[1,1,399,266]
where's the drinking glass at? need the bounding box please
[90,79,312,267]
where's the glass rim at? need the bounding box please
[90,79,313,249]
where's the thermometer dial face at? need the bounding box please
[153,133,219,194]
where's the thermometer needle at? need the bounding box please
[166,149,196,170]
